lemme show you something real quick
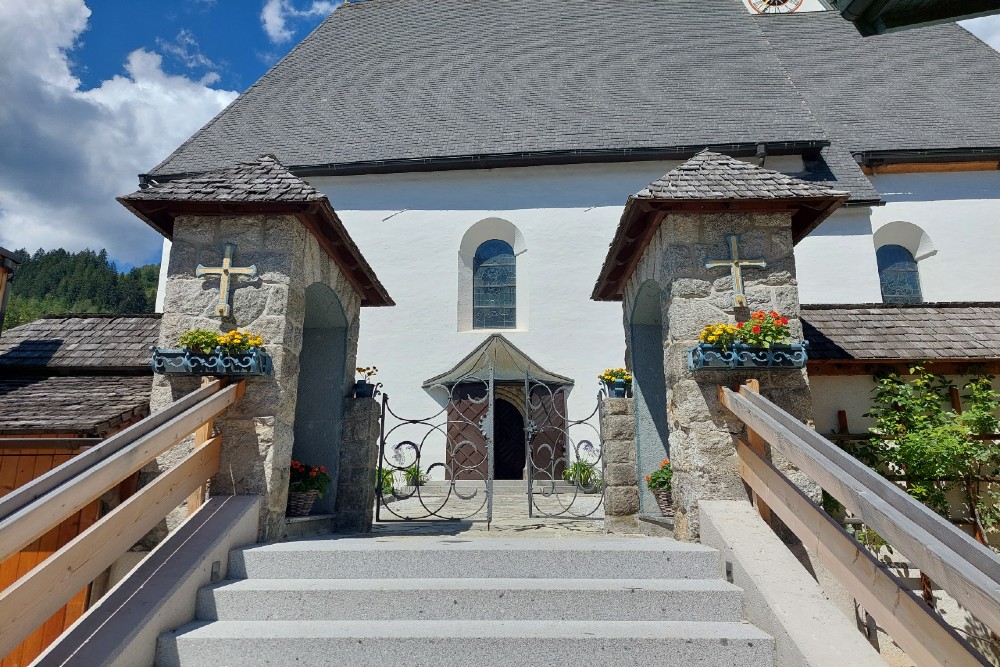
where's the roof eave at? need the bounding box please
[591,193,849,302]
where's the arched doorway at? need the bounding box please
[630,280,669,514]
[493,398,526,480]
[292,283,348,514]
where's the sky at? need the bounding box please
[0,2,998,270]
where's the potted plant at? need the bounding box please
[355,365,379,398]
[689,311,808,370]
[646,458,673,517]
[562,457,603,491]
[403,463,427,487]
[598,367,632,397]
[376,466,396,498]
[287,460,332,517]
[150,328,272,376]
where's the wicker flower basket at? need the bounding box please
[286,490,320,517]
[653,489,674,518]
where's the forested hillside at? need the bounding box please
[3,249,159,329]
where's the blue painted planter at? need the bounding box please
[150,346,273,377]
[355,380,377,398]
[687,342,808,371]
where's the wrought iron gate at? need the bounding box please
[376,360,495,522]
[375,362,606,523]
[524,373,605,519]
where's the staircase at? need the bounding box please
[156,536,774,666]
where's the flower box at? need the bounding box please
[150,346,273,377]
[687,342,808,371]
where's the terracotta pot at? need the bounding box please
[287,489,320,517]
[653,489,674,517]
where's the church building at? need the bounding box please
[145,0,1000,510]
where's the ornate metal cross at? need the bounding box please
[196,243,257,317]
[705,234,766,308]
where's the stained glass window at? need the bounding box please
[877,245,922,304]
[473,239,516,329]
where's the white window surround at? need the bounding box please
[457,218,528,333]
[873,220,937,262]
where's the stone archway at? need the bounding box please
[630,280,669,514]
[292,282,349,514]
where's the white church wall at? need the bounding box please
[795,206,883,304]
[869,171,1000,302]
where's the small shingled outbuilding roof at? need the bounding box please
[118,155,393,308]
[802,303,1000,361]
[636,150,849,201]
[0,376,152,436]
[592,152,849,302]
[0,314,161,372]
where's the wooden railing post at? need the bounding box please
[187,377,216,516]
[736,379,773,526]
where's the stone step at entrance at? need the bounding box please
[156,536,775,667]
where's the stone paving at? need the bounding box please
[372,484,611,537]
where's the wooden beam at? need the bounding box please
[0,437,221,658]
[737,379,773,525]
[721,387,1000,637]
[863,161,1000,176]
[737,441,986,667]
[186,378,215,516]
[0,382,242,563]
[807,360,1000,377]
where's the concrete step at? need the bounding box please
[228,536,721,580]
[196,577,744,622]
[156,620,774,667]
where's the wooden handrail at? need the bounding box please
[719,384,1000,666]
[0,381,243,563]
[0,437,222,658]
[0,380,244,657]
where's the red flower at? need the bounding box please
[752,325,761,334]
[309,471,317,477]
[736,322,745,329]
[770,311,780,319]
[780,317,789,325]
[320,466,327,474]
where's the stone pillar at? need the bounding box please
[151,214,362,541]
[333,396,382,533]
[630,211,817,541]
[601,397,641,534]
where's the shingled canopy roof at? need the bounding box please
[592,151,849,302]
[803,303,1000,363]
[119,155,393,307]
[423,334,574,388]
[0,315,158,436]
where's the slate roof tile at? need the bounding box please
[0,376,151,435]
[802,303,1000,361]
[124,155,324,204]
[636,150,848,201]
[0,315,161,371]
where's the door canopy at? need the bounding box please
[423,334,573,388]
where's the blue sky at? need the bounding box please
[0,1,998,270]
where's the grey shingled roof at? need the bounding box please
[127,155,325,203]
[149,0,830,175]
[637,150,848,200]
[0,376,151,435]
[0,314,160,371]
[802,303,1000,360]
[755,13,1000,155]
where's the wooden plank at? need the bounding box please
[721,387,1000,636]
[740,380,773,525]
[738,441,986,667]
[0,380,223,520]
[0,437,221,658]
[0,383,242,563]
[186,378,215,516]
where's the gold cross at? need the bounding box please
[196,243,257,317]
[705,235,766,308]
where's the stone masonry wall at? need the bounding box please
[148,214,362,541]
[623,211,818,541]
[334,396,382,533]
[600,397,641,534]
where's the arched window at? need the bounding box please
[473,239,516,329]
[876,245,922,303]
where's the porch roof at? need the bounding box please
[422,334,574,388]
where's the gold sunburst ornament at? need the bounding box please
[748,0,804,13]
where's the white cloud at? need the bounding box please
[961,15,1000,53]
[156,28,218,73]
[0,1,238,266]
[261,0,340,44]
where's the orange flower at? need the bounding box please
[770,311,780,319]
[309,471,317,477]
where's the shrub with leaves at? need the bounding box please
[178,329,222,354]
[645,458,673,493]
[289,460,332,497]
